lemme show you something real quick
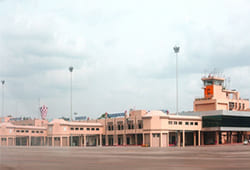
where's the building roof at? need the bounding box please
[0,122,46,130]
[143,110,168,117]
[179,110,250,117]
[48,119,102,126]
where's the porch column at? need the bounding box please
[13,137,15,146]
[166,133,169,147]
[198,130,201,146]
[150,133,153,147]
[182,130,185,147]
[80,136,83,147]
[142,133,145,145]
[99,134,102,147]
[216,131,219,145]
[60,136,63,147]
[135,134,138,145]
[230,132,233,144]
[123,134,126,145]
[67,136,69,146]
[96,135,99,146]
[84,134,86,147]
[160,132,163,147]
[0,137,1,146]
[177,131,181,147]
[52,136,55,146]
[201,132,204,145]
[105,135,109,146]
[6,137,9,146]
[193,131,196,146]
[29,136,31,146]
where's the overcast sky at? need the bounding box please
[0,0,250,119]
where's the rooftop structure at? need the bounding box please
[194,75,249,112]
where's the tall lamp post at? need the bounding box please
[1,80,5,118]
[173,46,180,115]
[69,66,74,146]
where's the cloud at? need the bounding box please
[0,0,250,119]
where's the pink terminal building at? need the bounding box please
[1,75,250,147]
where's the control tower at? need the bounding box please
[193,74,249,112]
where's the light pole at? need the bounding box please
[173,46,180,115]
[1,80,5,118]
[69,66,73,146]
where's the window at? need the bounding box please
[179,122,182,125]
[64,127,67,131]
[121,125,124,130]
[174,121,177,125]
[87,128,90,131]
[190,122,193,125]
[25,130,29,133]
[21,130,24,133]
[32,131,35,133]
[80,128,83,130]
[96,128,99,131]
[168,121,172,125]
[153,134,156,137]
[185,122,189,125]
[40,131,44,133]
[157,134,160,137]
[195,122,198,126]
[16,130,20,133]
[36,131,39,133]
[70,128,74,130]
[75,128,79,130]
[54,137,60,141]
[1,138,6,141]
[118,125,121,130]
[91,128,95,131]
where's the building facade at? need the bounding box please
[0,75,250,147]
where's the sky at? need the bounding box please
[0,0,250,119]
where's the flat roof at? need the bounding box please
[179,110,250,118]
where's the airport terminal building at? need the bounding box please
[1,75,250,147]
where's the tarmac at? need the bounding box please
[1,144,250,170]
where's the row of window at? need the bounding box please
[108,124,143,131]
[70,127,99,131]
[168,121,198,126]
[16,130,44,133]
[229,102,245,110]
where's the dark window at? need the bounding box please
[157,134,160,137]
[1,138,6,141]
[168,121,172,125]
[32,131,35,133]
[179,122,182,125]
[153,134,156,137]
[190,122,193,125]
[195,122,198,126]
[75,128,79,130]
[21,130,24,133]
[80,128,84,130]
[87,128,90,131]
[36,131,39,133]
[96,128,99,131]
[25,130,29,133]
[185,122,189,125]
[174,121,177,125]
[16,130,20,133]
[121,125,124,130]
[70,128,74,130]
[91,128,95,131]
[40,131,44,133]
[118,125,121,130]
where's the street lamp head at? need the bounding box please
[1,80,5,85]
[173,46,180,54]
[69,66,74,72]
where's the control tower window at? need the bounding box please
[204,80,213,86]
